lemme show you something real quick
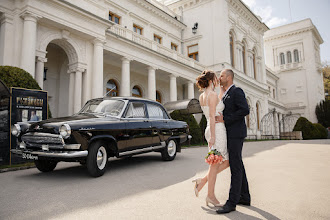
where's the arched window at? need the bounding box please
[280,53,285,65]
[294,49,299,62]
[253,49,257,79]
[156,90,162,103]
[287,51,292,63]
[229,33,235,67]
[242,44,246,74]
[132,85,142,97]
[106,79,119,97]
[256,102,260,130]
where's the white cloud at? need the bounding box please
[241,0,288,28]
[242,0,256,8]
[266,17,288,28]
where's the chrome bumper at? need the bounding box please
[11,149,88,158]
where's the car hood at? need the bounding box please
[28,114,122,133]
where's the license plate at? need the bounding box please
[22,153,38,160]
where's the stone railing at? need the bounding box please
[277,62,302,72]
[108,25,205,71]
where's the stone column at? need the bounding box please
[169,74,177,101]
[92,38,104,98]
[74,68,84,113]
[35,56,47,89]
[20,12,39,77]
[148,66,156,100]
[68,71,75,115]
[0,14,14,65]
[121,57,131,97]
[187,81,194,99]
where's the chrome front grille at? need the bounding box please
[22,132,64,146]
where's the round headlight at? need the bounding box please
[11,124,21,137]
[60,124,71,139]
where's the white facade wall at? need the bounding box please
[0,0,325,137]
[264,19,324,123]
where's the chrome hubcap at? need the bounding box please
[167,140,176,157]
[96,146,107,170]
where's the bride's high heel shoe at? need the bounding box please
[192,178,202,197]
[206,196,222,207]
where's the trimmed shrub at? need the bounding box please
[0,66,52,118]
[170,110,202,145]
[293,117,327,139]
[313,123,328,139]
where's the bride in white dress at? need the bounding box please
[193,70,230,207]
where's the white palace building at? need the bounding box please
[0,0,325,138]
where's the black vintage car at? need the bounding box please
[11,97,191,177]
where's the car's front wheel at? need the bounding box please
[87,141,108,177]
[161,139,177,161]
[34,160,57,172]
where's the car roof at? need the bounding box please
[88,96,161,104]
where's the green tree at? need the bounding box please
[0,66,52,118]
[315,100,330,128]
[322,62,330,101]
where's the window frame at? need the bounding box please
[124,101,147,119]
[156,90,162,103]
[287,51,292,63]
[106,79,119,97]
[146,103,169,119]
[280,53,285,65]
[294,49,299,62]
[154,34,162,44]
[171,42,178,51]
[230,33,235,67]
[242,44,246,73]
[132,85,143,98]
[133,24,143,35]
[109,11,121,24]
[188,44,199,61]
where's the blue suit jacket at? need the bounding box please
[222,85,249,139]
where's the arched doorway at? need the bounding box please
[43,43,70,117]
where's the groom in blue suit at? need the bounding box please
[216,69,251,214]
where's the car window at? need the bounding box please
[147,103,168,119]
[125,102,146,118]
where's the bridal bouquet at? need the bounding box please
[205,149,223,165]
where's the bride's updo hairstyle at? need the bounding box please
[196,70,216,91]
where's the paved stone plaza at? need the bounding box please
[0,140,329,220]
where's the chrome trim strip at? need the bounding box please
[11,149,88,158]
[118,144,165,156]
[63,144,81,150]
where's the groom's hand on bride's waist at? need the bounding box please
[215,113,224,123]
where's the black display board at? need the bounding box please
[9,88,48,165]
[0,80,10,165]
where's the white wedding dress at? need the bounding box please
[201,93,229,161]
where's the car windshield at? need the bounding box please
[79,100,125,117]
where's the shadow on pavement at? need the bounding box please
[2,139,328,219]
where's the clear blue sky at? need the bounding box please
[242,0,330,63]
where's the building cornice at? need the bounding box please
[268,99,285,109]
[57,0,114,28]
[266,67,279,80]
[132,0,186,29]
[227,0,269,34]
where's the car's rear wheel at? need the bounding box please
[161,139,177,161]
[34,160,57,172]
[87,141,108,177]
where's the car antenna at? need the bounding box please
[104,86,116,97]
